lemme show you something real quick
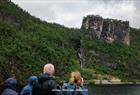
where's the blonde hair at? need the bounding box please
[69,71,82,84]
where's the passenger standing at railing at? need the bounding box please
[1,78,18,95]
[20,76,37,95]
[62,71,88,95]
[32,63,59,95]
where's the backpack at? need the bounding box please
[32,77,56,95]
[32,80,43,95]
[32,77,53,95]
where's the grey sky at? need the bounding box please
[11,0,140,28]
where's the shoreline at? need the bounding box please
[85,79,140,85]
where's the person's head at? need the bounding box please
[4,78,17,89]
[28,76,37,84]
[69,71,82,84]
[43,63,55,76]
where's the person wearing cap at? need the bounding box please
[32,63,58,95]
[1,78,18,95]
[20,76,37,95]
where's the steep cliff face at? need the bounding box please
[81,15,130,45]
[79,15,140,79]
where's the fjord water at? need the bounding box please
[87,84,140,95]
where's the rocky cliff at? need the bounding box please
[81,15,130,45]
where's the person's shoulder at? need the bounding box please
[47,78,57,85]
[22,84,32,91]
[5,88,16,92]
[62,80,69,85]
[2,88,18,95]
[63,81,76,89]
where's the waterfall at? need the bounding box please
[77,48,84,68]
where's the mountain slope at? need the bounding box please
[0,0,81,84]
[0,0,140,84]
[81,28,140,81]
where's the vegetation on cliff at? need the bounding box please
[0,1,81,84]
[0,1,140,84]
[81,28,140,81]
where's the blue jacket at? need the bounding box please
[20,84,33,95]
[1,78,18,95]
[20,76,37,95]
[62,81,88,95]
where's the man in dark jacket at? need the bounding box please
[32,63,58,95]
[1,78,18,95]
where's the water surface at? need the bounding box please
[87,84,140,95]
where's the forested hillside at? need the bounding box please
[81,28,140,81]
[0,0,140,84]
[0,0,81,84]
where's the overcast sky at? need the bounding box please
[11,0,140,28]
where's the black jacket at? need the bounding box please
[32,73,58,95]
